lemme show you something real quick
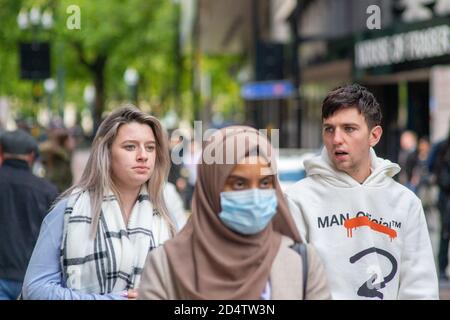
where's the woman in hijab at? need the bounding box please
[138,126,331,299]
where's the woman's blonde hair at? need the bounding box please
[59,105,175,237]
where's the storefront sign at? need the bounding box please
[355,25,450,69]
[400,0,450,23]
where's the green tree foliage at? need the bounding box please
[0,0,179,129]
[201,55,243,121]
[0,0,245,129]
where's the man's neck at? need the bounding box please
[3,154,33,167]
[348,166,372,184]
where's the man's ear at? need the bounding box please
[369,125,383,147]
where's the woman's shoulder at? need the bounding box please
[139,245,178,300]
[146,245,170,271]
[43,198,70,226]
[141,246,171,287]
[275,236,303,265]
[278,235,296,252]
[270,236,305,299]
[149,245,167,260]
[276,236,323,270]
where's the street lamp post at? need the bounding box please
[83,85,96,138]
[17,6,54,121]
[43,78,56,118]
[18,7,53,41]
[123,68,139,106]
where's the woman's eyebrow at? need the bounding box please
[226,175,247,180]
[120,139,156,144]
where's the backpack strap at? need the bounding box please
[290,242,308,299]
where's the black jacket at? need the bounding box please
[0,159,58,281]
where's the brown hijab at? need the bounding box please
[164,126,301,299]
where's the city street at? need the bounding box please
[3,0,449,302]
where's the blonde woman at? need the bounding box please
[22,106,177,299]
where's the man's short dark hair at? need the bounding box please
[322,84,382,129]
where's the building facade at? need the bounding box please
[192,0,450,155]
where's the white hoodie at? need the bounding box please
[285,148,438,300]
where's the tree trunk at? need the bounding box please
[92,55,107,136]
[72,42,107,137]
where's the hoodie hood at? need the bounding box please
[304,147,400,188]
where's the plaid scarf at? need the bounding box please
[60,187,171,294]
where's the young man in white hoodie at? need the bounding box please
[285,84,438,299]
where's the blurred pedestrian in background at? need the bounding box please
[0,130,58,300]
[405,137,439,238]
[180,140,201,211]
[167,132,189,211]
[430,133,450,281]
[0,128,4,166]
[39,128,76,193]
[397,130,418,188]
[405,136,432,194]
[22,106,179,299]
[138,126,331,300]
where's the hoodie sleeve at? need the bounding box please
[285,194,309,243]
[398,198,439,299]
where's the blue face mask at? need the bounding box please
[218,188,278,235]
